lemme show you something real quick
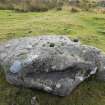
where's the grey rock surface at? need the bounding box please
[0,35,105,96]
[96,54,105,80]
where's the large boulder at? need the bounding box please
[0,35,104,96]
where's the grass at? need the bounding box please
[0,10,105,105]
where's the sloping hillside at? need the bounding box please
[0,10,105,105]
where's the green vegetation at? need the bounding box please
[0,10,105,105]
[0,0,98,12]
[0,0,65,12]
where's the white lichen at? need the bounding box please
[90,67,97,75]
[56,83,61,88]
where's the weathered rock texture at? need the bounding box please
[0,36,105,96]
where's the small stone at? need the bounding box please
[73,39,79,42]
[31,96,39,105]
